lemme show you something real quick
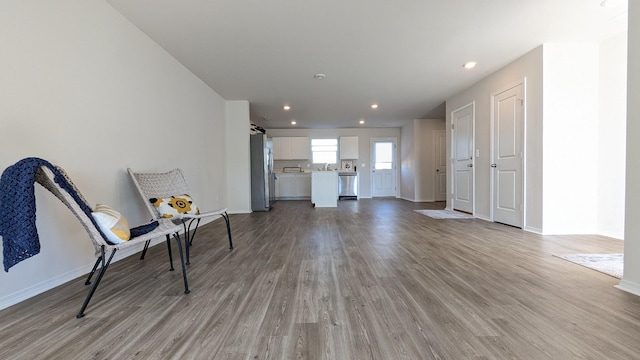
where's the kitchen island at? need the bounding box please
[311,171,338,207]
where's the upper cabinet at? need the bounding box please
[290,137,309,159]
[272,137,310,160]
[339,136,359,159]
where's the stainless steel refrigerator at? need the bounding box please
[250,134,275,211]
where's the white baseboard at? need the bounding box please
[0,236,166,311]
[524,225,543,234]
[615,279,640,297]
[0,263,88,311]
[0,215,232,311]
[229,209,252,214]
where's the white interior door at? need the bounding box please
[451,104,474,213]
[434,130,447,201]
[371,138,396,197]
[492,82,524,227]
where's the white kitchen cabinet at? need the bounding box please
[272,137,309,160]
[340,136,359,159]
[272,137,287,160]
[290,137,310,160]
[276,173,311,199]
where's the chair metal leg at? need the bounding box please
[84,256,102,285]
[183,218,201,265]
[166,234,174,271]
[222,212,233,250]
[77,246,116,318]
[182,221,191,266]
[187,218,200,246]
[173,233,190,294]
[140,240,151,260]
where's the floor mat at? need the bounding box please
[554,253,623,279]
[414,209,473,219]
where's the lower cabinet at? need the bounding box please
[276,173,311,199]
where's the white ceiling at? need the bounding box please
[106,0,627,129]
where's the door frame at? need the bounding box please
[490,79,526,227]
[433,130,447,202]
[370,137,398,197]
[450,102,475,214]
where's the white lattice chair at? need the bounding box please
[34,165,190,318]
[127,168,233,265]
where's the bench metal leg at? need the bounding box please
[183,218,202,265]
[77,246,116,318]
[166,234,174,271]
[84,256,102,285]
[186,218,200,247]
[140,240,151,260]
[222,212,233,250]
[173,233,190,294]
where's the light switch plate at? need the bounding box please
[475,149,480,157]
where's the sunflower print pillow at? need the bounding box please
[149,195,200,219]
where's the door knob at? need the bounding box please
[436,169,440,172]
[491,164,497,168]
[467,164,473,168]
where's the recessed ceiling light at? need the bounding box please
[359,120,365,124]
[371,104,378,109]
[291,120,297,125]
[313,73,326,80]
[283,105,291,110]
[463,62,477,69]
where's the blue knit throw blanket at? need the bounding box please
[0,158,98,271]
[1,158,157,272]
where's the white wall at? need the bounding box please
[400,119,445,202]
[446,39,626,237]
[0,0,228,309]
[619,0,640,295]
[542,43,600,234]
[598,33,628,239]
[266,128,400,198]
[415,119,446,201]
[225,101,252,213]
[400,121,417,200]
[446,46,544,228]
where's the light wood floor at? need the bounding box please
[1,199,638,359]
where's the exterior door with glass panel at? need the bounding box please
[371,138,396,197]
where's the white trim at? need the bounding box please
[0,215,232,311]
[0,263,87,311]
[0,237,166,311]
[615,280,640,297]
[524,225,543,234]
[450,102,475,215]
[229,210,252,214]
[433,129,447,202]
